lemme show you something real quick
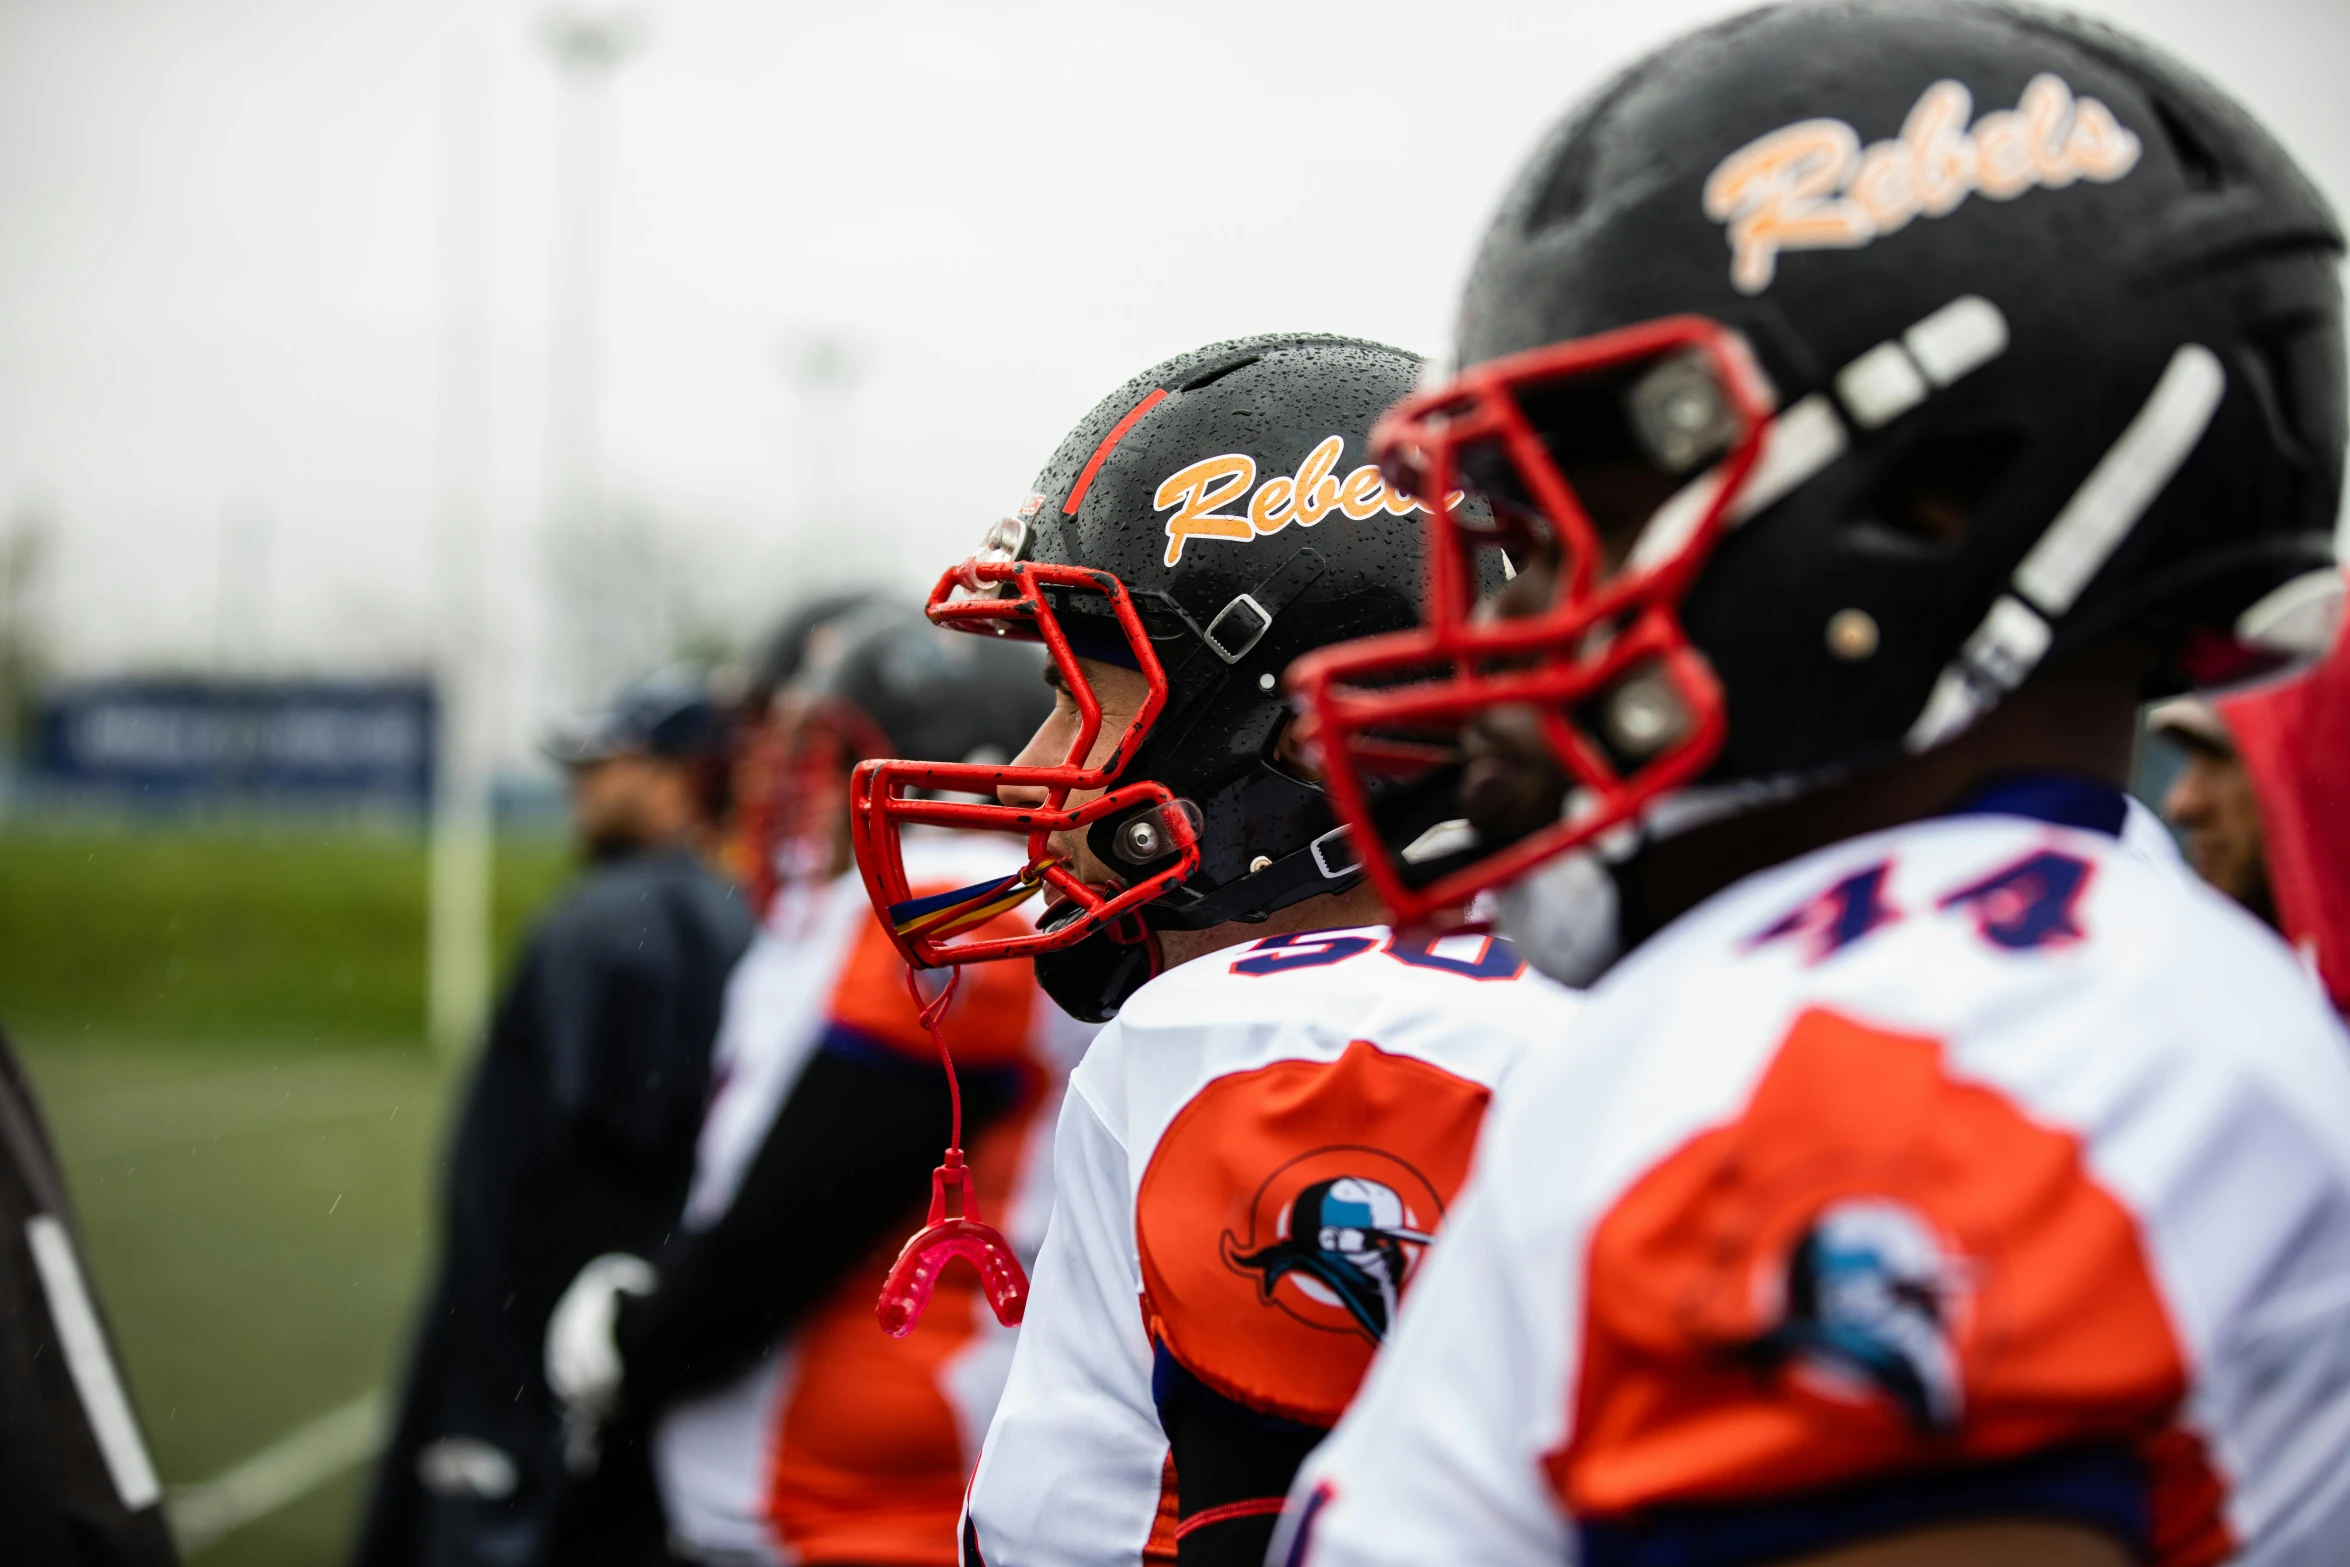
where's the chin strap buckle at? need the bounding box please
[1309,824,1358,879]
[874,964,1031,1338]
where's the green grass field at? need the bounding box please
[0,824,576,1565]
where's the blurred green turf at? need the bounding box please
[2,823,582,1565]
[0,826,573,1044]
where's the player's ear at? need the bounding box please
[1073,655,1153,714]
[1273,717,1326,783]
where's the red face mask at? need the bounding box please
[1286,316,1778,928]
[849,546,1202,970]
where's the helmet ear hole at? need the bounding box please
[2238,324,2334,472]
[1860,429,2027,553]
[1269,712,1323,783]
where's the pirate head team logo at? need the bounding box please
[1560,1013,2201,1517]
[1747,1196,1975,1434]
[1134,1040,1492,1425]
[1221,1153,1443,1342]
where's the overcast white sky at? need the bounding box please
[0,0,2344,760]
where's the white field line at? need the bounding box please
[167,1388,385,1555]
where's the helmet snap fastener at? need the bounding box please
[1826,608,1880,661]
[1118,818,1163,861]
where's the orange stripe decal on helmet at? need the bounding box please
[1064,388,1170,516]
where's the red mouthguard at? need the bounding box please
[874,963,1031,1337]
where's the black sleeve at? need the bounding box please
[1155,1350,1329,1567]
[534,861,746,1172]
[611,1040,1018,1411]
[537,909,697,1163]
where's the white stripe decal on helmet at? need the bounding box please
[1837,296,2012,430]
[1626,395,1848,575]
[1906,342,2227,751]
[1632,297,2013,577]
[2236,568,2345,659]
[2014,344,2227,614]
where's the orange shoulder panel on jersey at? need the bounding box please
[1550,1007,2232,1567]
[827,894,1039,1066]
[1136,1040,1492,1427]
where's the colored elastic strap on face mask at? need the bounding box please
[887,866,1044,942]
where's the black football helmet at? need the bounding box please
[743,590,883,711]
[797,602,1053,767]
[851,334,1447,1020]
[750,602,1050,908]
[1291,0,2345,927]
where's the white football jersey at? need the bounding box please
[1283,785,2350,1567]
[964,925,1582,1567]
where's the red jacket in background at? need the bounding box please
[2219,589,2350,1015]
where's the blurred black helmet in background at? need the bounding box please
[544,668,731,768]
[796,602,1051,767]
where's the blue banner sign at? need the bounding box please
[35,678,437,807]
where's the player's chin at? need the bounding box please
[1459,709,1571,850]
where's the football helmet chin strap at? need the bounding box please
[1031,905,1164,1025]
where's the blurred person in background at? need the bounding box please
[0,1025,177,1566]
[541,602,1085,1567]
[2150,697,2276,921]
[2153,578,2350,1015]
[357,672,755,1567]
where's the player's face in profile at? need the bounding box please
[568,752,695,859]
[2162,743,2274,920]
[997,654,1155,903]
[1439,430,1694,857]
[1456,534,1573,852]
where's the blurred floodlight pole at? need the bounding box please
[213,503,272,674]
[542,4,642,710]
[428,1,498,1059]
[780,332,867,587]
